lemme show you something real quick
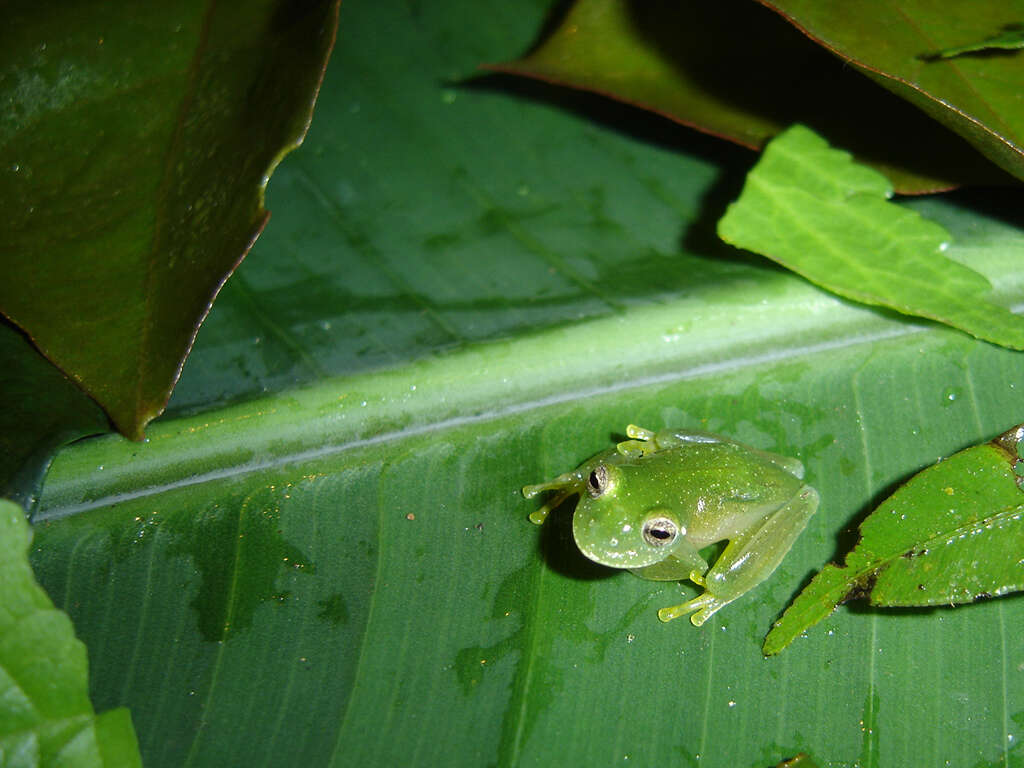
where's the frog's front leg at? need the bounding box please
[659,486,819,626]
[522,471,583,525]
[614,425,724,459]
[522,460,608,524]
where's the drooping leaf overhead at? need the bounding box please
[763,1,1024,183]
[0,0,340,440]
[492,0,1013,192]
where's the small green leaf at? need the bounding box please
[764,424,1024,655]
[0,499,141,767]
[718,125,1024,351]
[934,24,1024,58]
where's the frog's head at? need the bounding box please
[571,462,683,569]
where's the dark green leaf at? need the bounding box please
[764,424,1024,655]
[718,125,1024,351]
[492,0,1007,192]
[0,499,141,767]
[764,1,1024,183]
[0,320,108,506]
[0,0,340,440]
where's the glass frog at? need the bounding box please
[522,425,818,626]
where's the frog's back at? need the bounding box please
[634,441,805,543]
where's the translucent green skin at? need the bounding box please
[523,425,819,626]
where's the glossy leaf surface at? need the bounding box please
[0,0,339,440]
[765,425,1024,655]
[18,1,1024,767]
[0,500,141,767]
[718,125,1024,351]
[493,0,1010,193]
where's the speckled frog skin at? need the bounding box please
[522,425,819,626]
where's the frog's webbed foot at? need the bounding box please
[617,425,725,458]
[656,570,726,626]
[657,591,729,626]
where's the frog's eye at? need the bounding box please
[586,465,610,498]
[642,517,679,547]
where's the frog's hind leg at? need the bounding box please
[658,486,819,626]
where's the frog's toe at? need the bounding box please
[657,592,722,624]
[688,599,726,627]
[522,481,556,498]
[525,488,574,525]
[625,424,656,440]
[528,507,549,525]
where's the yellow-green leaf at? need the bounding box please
[0,500,141,767]
[718,125,1024,351]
